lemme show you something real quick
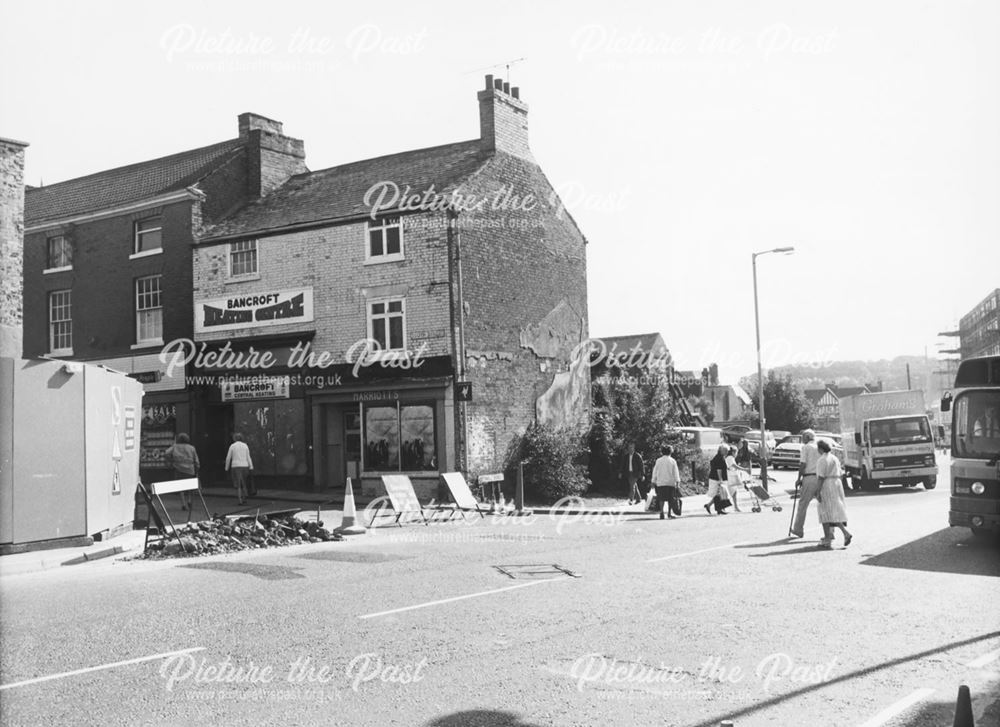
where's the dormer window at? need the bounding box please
[366,216,403,263]
[133,216,162,256]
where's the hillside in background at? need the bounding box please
[738,355,955,399]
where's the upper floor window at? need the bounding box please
[366,216,403,263]
[48,289,72,354]
[229,239,258,277]
[45,235,72,271]
[368,298,405,351]
[133,217,162,255]
[135,275,163,345]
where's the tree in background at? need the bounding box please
[745,370,816,432]
[588,374,703,494]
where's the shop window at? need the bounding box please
[366,216,403,262]
[140,403,177,469]
[233,399,307,476]
[364,402,436,472]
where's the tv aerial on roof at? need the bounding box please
[465,57,527,84]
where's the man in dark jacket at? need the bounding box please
[622,442,645,505]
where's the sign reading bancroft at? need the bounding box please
[194,288,314,334]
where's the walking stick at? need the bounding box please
[787,479,800,537]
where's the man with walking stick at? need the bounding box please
[789,429,820,538]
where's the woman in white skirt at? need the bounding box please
[815,439,852,549]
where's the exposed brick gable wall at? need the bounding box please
[452,151,590,475]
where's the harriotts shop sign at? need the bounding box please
[194,289,314,333]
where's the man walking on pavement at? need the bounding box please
[651,445,681,519]
[623,442,645,505]
[790,429,820,538]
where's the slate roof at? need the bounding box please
[200,139,490,242]
[25,139,245,226]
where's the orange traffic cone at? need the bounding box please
[335,478,367,536]
[953,685,974,727]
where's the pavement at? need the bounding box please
[0,485,793,578]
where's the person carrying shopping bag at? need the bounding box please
[650,445,682,520]
[704,444,732,515]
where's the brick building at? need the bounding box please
[189,77,590,497]
[21,115,306,481]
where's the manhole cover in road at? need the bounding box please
[179,562,305,580]
[493,564,580,579]
[297,551,413,563]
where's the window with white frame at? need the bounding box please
[368,299,405,350]
[48,290,72,354]
[46,235,72,270]
[229,239,258,277]
[366,216,403,262]
[135,275,163,344]
[134,217,162,254]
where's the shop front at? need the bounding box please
[196,372,312,490]
[310,377,456,500]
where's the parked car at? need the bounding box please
[772,432,846,472]
[669,426,726,456]
[743,430,777,462]
[771,435,805,469]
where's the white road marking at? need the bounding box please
[359,577,570,619]
[646,542,749,563]
[968,649,1000,668]
[0,647,205,691]
[855,688,936,727]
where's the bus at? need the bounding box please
[942,355,1000,537]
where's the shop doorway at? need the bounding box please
[324,405,361,490]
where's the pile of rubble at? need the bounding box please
[143,514,343,558]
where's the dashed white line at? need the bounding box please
[359,577,571,619]
[0,647,206,691]
[646,542,749,563]
[855,688,936,727]
[968,649,1000,668]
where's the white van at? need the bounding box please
[672,427,725,456]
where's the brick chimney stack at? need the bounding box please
[478,75,532,160]
[238,112,307,198]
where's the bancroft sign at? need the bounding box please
[195,288,314,333]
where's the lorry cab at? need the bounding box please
[840,390,938,491]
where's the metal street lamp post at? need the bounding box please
[752,246,795,493]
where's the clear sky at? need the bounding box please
[2,0,997,380]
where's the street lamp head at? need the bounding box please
[752,246,796,260]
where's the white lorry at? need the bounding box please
[839,390,938,491]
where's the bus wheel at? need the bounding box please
[861,469,878,492]
[923,479,937,490]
